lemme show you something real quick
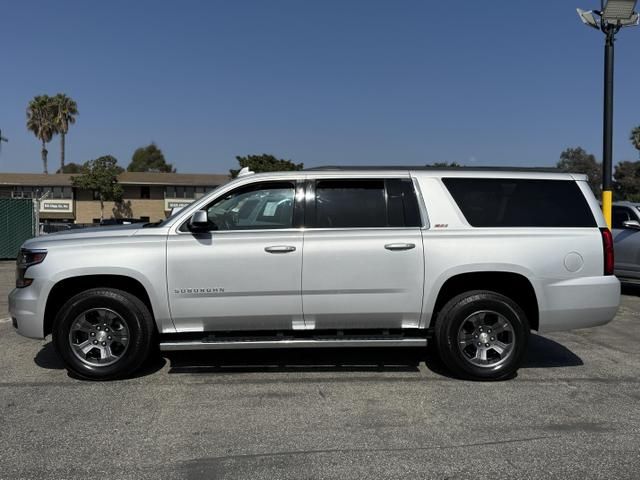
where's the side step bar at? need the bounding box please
[160,337,427,352]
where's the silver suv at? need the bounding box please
[9,167,620,381]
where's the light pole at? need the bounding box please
[577,0,638,228]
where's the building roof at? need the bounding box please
[0,172,229,187]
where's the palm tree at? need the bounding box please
[26,95,55,174]
[52,93,78,172]
[631,126,640,159]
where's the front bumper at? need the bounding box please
[9,283,46,339]
[538,275,620,333]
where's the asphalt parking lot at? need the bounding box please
[1,260,639,479]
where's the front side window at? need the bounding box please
[203,182,296,231]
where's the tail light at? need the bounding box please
[600,228,614,276]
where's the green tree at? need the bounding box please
[56,162,83,174]
[127,143,175,172]
[72,155,124,222]
[51,93,79,172]
[230,154,303,178]
[631,126,640,159]
[556,147,602,197]
[614,161,640,202]
[26,95,56,174]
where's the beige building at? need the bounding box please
[0,172,229,224]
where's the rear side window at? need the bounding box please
[442,178,596,227]
[313,179,421,228]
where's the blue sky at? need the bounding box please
[0,0,638,173]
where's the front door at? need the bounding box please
[167,180,305,332]
[301,178,425,330]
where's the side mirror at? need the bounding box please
[622,219,640,230]
[188,210,210,232]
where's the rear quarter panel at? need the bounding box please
[414,174,619,332]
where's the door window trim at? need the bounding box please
[305,177,424,230]
[177,179,305,234]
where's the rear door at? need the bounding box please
[301,177,425,330]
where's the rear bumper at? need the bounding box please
[538,275,620,333]
[8,283,46,339]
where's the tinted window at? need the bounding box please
[442,178,596,227]
[205,182,295,230]
[612,206,633,229]
[386,179,422,227]
[315,180,386,228]
[313,179,421,228]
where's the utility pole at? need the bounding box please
[577,0,638,228]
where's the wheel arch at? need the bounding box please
[44,275,157,337]
[428,271,539,331]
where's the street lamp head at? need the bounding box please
[616,11,640,25]
[602,0,637,22]
[577,8,601,28]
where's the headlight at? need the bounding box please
[16,249,47,288]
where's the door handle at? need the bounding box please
[384,243,415,251]
[265,245,297,254]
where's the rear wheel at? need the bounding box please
[434,290,529,380]
[53,288,155,380]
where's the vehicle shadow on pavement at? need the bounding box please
[621,284,640,296]
[524,333,583,368]
[422,333,583,380]
[33,334,582,379]
[34,342,167,380]
[165,348,423,375]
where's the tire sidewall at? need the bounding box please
[436,292,529,380]
[53,289,152,380]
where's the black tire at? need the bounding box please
[53,288,155,380]
[434,290,529,381]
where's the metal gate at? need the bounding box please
[0,198,37,259]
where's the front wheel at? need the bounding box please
[53,288,155,380]
[434,290,529,381]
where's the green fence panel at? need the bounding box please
[0,198,35,259]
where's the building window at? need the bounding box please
[165,186,176,198]
[140,186,150,199]
[12,187,35,199]
[140,216,150,222]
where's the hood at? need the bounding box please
[23,223,143,249]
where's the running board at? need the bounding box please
[160,337,427,352]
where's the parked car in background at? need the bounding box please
[99,218,145,226]
[612,201,640,283]
[39,223,82,235]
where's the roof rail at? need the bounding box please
[304,165,562,173]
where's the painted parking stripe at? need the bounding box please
[0,318,11,323]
